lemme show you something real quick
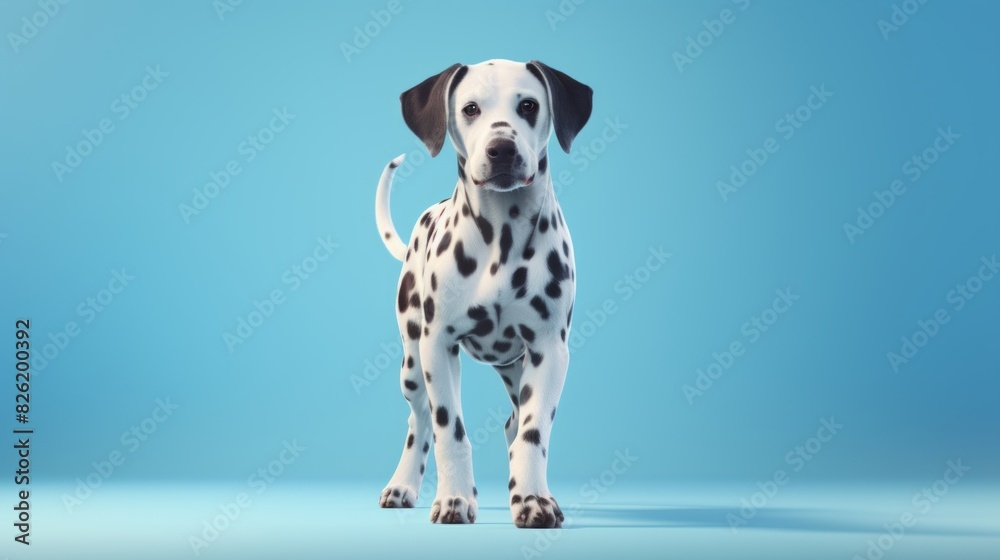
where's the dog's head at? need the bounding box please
[400,59,593,191]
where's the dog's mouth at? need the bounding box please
[473,173,535,189]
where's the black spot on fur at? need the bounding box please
[509,478,517,490]
[389,159,400,169]
[397,272,416,313]
[420,464,425,474]
[530,296,550,319]
[409,293,420,310]
[473,486,478,497]
[454,241,477,276]
[547,249,568,281]
[493,340,512,352]
[423,297,435,323]
[475,215,494,244]
[482,353,498,361]
[551,407,557,421]
[510,394,519,407]
[425,370,432,383]
[454,417,465,441]
[423,441,430,453]
[538,155,548,175]
[384,231,391,240]
[490,262,499,275]
[436,407,449,427]
[529,350,544,367]
[502,375,513,387]
[520,384,533,405]
[431,273,438,291]
[511,267,528,295]
[407,355,415,368]
[511,494,522,505]
[523,414,533,425]
[539,215,549,233]
[509,205,520,218]
[451,344,459,356]
[523,246,535,260]
[505,416,512,429]
[518,324,535,343]
[462,204,470,217]
[446,325,455,334]
[436,231,452,256]
[563,240,570,257]
[407,433,415,448]
[499,224,513,264]
[545,280,561,298]
[522,429,541,445]
[468,306,489,320]
[414,237,420,251]
[471,319,495,336]
[406,321,421,339]
[404,380,417,391]
[560,329,566,341]
[503,325,517,338]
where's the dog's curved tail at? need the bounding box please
[375,154,409,262]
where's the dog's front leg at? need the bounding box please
[507,334,568,528]
[420,335,478,524]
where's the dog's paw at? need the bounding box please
[430,495,478,524]
[379,485,417,508]
[511,494,563,528]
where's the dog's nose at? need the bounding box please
[486,139,517,166]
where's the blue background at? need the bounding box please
[1,0,998,558]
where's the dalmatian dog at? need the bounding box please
[374,59,592,528]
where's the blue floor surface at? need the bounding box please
[14,481,998,559]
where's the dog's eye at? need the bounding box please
[462,103,480,117]
[520,99,538,114]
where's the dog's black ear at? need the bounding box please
[527,61,593,153]
[400,63,466,157]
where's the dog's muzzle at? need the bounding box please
[474,138,534,189]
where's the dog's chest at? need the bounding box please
[412,194,575,363]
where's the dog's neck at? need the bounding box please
[455,154,554,238]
